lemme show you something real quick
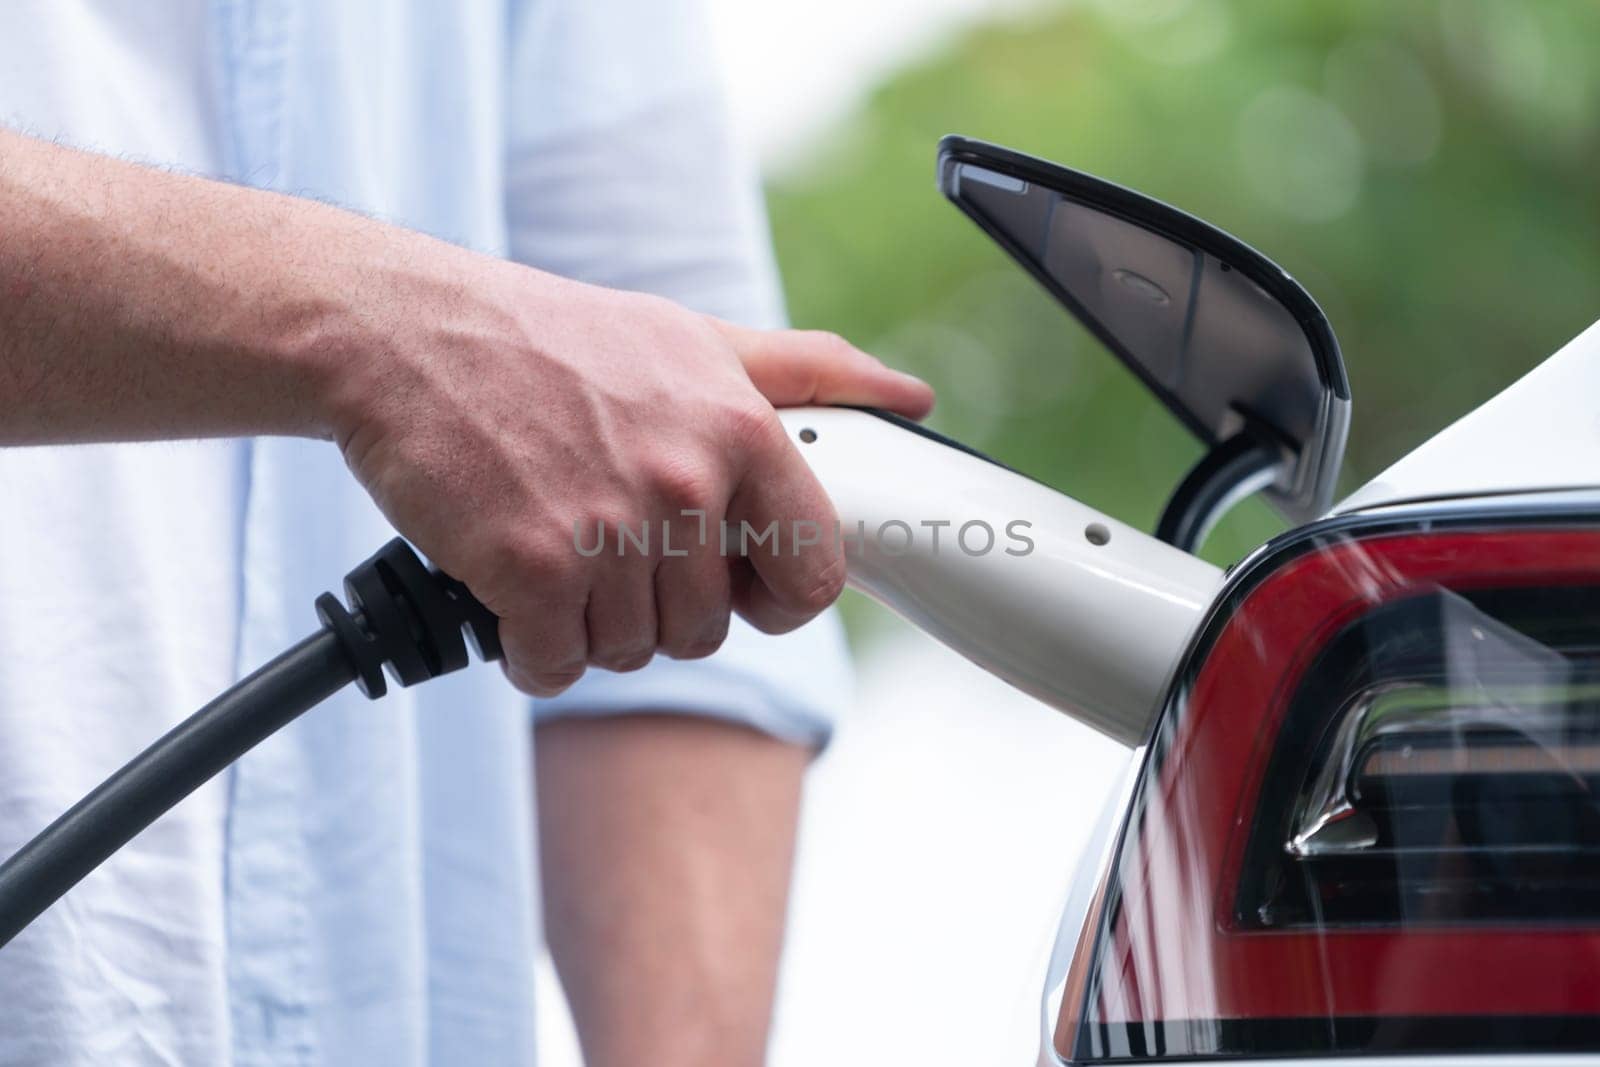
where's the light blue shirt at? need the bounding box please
[0,2,851,1063]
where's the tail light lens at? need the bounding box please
[1057,517,1600,1060]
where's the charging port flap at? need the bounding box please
[937,136,1350,532]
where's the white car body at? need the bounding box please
[1336,319,1600,516]
[1032,317,1600,1066]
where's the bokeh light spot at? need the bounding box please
[1325,38,1442,169]
[1099,0,1232,67]
[1237,86,1365,223]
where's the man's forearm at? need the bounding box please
[0,128,387,444]
[536,714,808,1067]
[0,126,933,695]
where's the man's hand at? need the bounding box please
[0,130,932,693]
[328,261,930,695]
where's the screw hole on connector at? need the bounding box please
[799,428,818,444]
[1085,523,1111,546]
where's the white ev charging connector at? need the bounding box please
[779,407,1223,745]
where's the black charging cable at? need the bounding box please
[0,539,503,949]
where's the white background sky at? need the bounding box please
[538,4,1127,1065]
[705,0,1045,167]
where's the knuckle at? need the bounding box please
[671,621,728,661]
[503,661,538,694]
[574,500,636,550]
[722,399,783,457]
[676,639,722,661]
[591,642,655,673]
[616,649,655,672]
[489,534,585,601]
[647,455,718,512]
[531,668,585,695]
[745,610,794,637]
[503,626,582,674]
[508,537,583,591]
[504,653,585,697]
[661,620,718,660]
[795,551,847,614]
[806,329,855,358]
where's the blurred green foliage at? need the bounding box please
[767,0,1600,579]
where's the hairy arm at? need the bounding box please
[537,715,807,1067]
[0,129,356,442]
[0,128,931,690]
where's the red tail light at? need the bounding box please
[1057,515,1600,1060]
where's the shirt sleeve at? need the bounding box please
[531,616,853,749]
[505,0,852,747]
